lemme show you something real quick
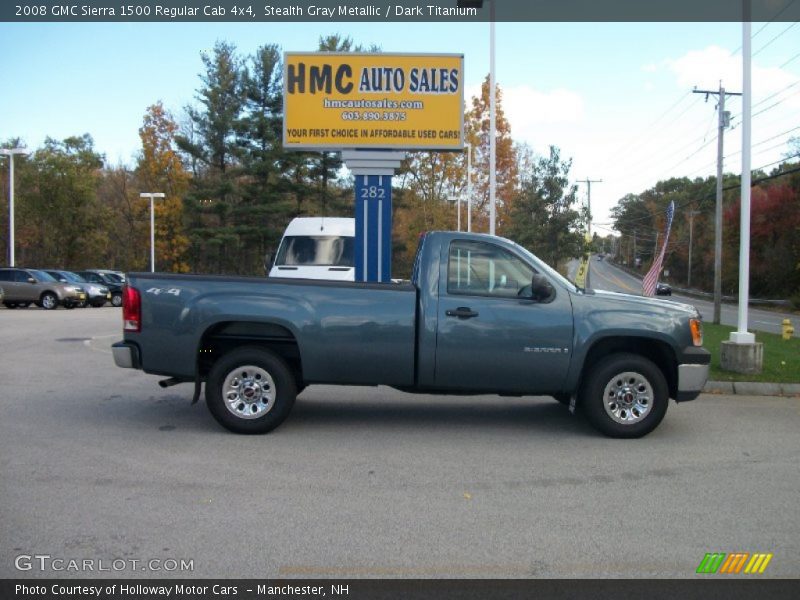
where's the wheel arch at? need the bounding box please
[197,320,304,386]
[578,336,678,400]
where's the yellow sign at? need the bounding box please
[283,52,464,150]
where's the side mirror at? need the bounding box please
[531,274,556,303]
[28,277,36,284]
[264,251,275,275]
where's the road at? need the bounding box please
[1,307,799,579]
[588,257,796,335]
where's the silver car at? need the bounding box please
[0,268,86,309]
[45,270,111,307]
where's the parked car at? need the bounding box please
[0,267,86,309]
[114,231,709,439]
[0,286,4,305]
[45,270,111,307]
[86,269,125,284]
[656,282,672,296]
[75,271,123,307]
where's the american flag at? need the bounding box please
[642,200,675,297]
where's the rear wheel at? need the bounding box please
[580,353,669,438]
[40,293,58,310]
[206,347,297,434]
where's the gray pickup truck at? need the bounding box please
[113,231,709,438]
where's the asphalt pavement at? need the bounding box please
[1,307,799,579]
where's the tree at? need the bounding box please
[177,41,245,273]
[17,135,106,268]
[506,145,586,269]
[464,75,518,234]
[137,102,190,272]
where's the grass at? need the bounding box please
[703,322,800,383]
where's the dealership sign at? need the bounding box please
[283,52,464,150]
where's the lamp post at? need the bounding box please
[465,142,473,232]
[0,147,27,267]
[140,192,165,272]
[458,0,495,235]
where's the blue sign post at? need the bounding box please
[354,174,393,282]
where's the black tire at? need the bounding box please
[40,293,58,310]
[92,300,106,307]
[206,346,297,434]
[3,302,18,309]
[111,293,122,307]
[579,353,669,438]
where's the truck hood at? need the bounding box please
[587,288,700,318]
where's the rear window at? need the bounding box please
[275,236,354,267]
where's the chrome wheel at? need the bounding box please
[41,294,57,310]
[222,365,276,420]
[603,371,653,425]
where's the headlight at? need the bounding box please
[690,318,703,347]
[65,286,78,292]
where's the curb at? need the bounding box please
[703,381,800,397]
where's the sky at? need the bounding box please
[0,19,798,230]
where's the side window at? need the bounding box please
[447,240,536,298]
[14,270,30,283]
[0,271,12,282]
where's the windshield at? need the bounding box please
[63,271,87,283]
[104,272,124,283]
[30,270,57,283]
[48,271,84,283]
[511,242,579,293]
[275,235,354,267]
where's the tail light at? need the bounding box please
[123,285,141,332]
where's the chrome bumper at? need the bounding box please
[112,342,140,369]
[676,363,709,401]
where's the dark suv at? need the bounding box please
[0,267,86,309]
[75,271,123,307]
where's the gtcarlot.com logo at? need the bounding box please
[696,552,773,574]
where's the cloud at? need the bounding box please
[665,45,799,109]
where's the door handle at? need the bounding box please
[446,307,479,319]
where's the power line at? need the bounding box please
[753,21,799,57]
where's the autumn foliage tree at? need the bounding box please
[137,102,191,272]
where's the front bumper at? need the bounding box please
[112,341,140,369]
[676,346,711,401]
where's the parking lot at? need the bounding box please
[1,306,799,578]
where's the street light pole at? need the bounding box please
[140,192,165,272]
[488,0,496,236]
[0,147,27,267]
[465,142,472,232]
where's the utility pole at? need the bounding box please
[577,178,602,237]
[687,209,701,288]
[694,83,741,324]
[633,230,637,267]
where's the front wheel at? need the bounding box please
[40,293,58,310]
[579,353,669,438]
[111,293,122,307]
[206,347,297,434]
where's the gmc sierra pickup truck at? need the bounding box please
[113,231,710,438]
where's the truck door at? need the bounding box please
[434,239,573,394]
